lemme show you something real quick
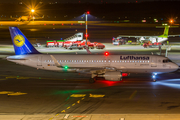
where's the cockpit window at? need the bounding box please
[163,59,172,63]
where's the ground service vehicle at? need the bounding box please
[67,44,84,50]
[88,43,95,49]
[33,43,41,47]
[95,43,105,49]
[46,40,64,47]
[143,41,162,48]
[112,37,127,45]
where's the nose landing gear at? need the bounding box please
[152,73,157,82]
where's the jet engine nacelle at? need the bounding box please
[103,71,122,81]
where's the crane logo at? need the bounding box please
[13,35,25,47]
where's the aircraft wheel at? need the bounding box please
[89,78,95,83]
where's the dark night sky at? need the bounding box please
[0,0,171,3]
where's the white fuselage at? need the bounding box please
[7,54,178,74]
[139,37,168,43]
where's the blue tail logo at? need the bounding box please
[9,27,40,55]
[14,35,25,47]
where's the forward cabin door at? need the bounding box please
[37,56,42,66]
[151,56,157,67]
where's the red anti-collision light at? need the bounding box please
[87,11,90,14]
[122,73,129,77]
[85,34,89,37]
[104,52,109,56]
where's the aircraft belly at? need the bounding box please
[125,68,175,73]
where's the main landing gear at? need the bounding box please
[89,73,98,83]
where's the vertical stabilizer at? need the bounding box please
[158,26,169,38]
[9,27,40,55]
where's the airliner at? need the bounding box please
[118,26,178,43]
[14,15,44,22]
[7,27,179,83]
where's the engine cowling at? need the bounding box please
[103,71,122,81]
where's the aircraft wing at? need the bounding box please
[50,55,63,67]
[168,35,180,37]
[118,35,180,38]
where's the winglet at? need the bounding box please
[50,55,63,67]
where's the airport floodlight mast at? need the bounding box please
[85,11,90,45]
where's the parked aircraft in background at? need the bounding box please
[117,26,179,44]
[13,15,44,22]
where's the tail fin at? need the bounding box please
[158,26,169,38]
[9,27,40,55]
